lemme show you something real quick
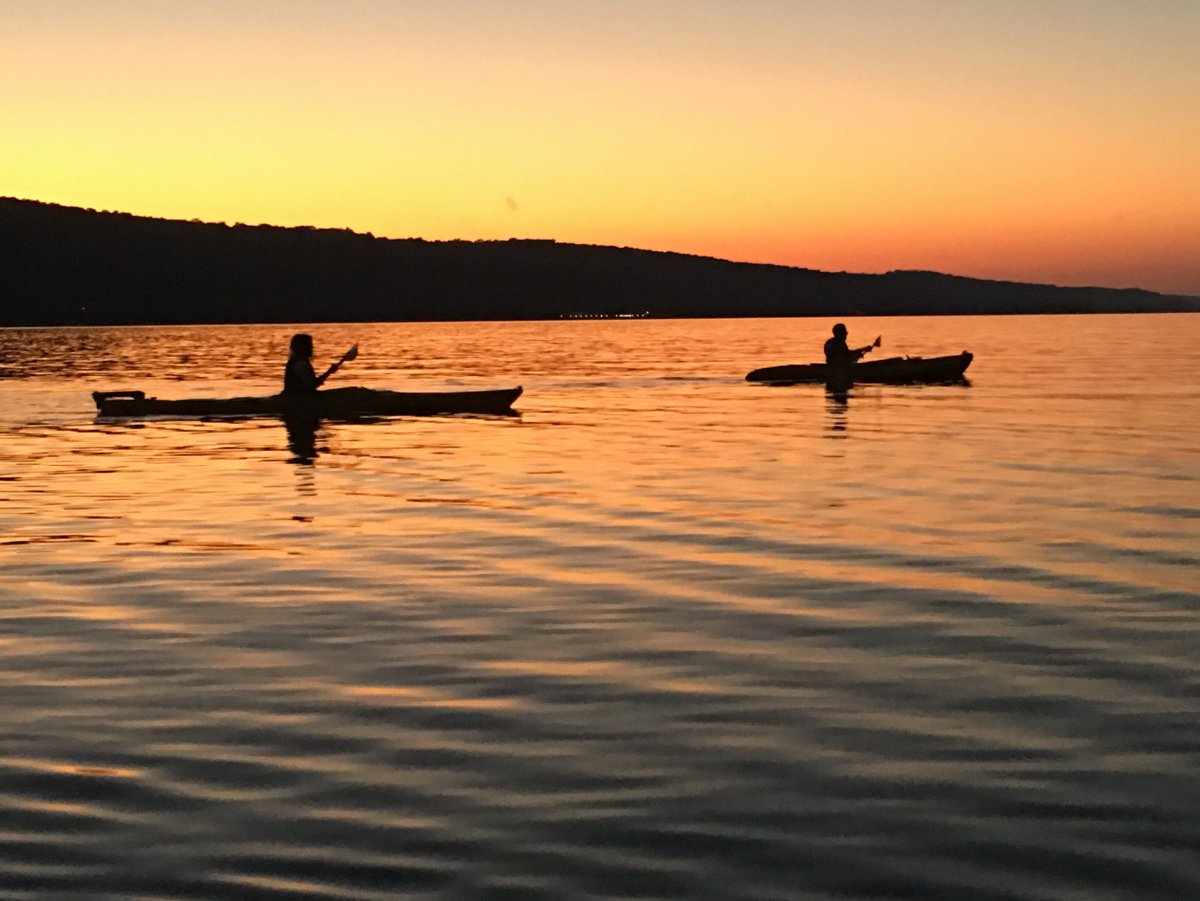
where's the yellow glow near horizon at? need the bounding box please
[3,1,1199,294]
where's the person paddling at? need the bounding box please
[823,323,880,365]
[283,333,350,394]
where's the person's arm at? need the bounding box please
[852,337,881,360]
[315,359,342,387]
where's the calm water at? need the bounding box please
[1,315,1197,900]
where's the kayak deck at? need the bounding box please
[93,385,523,418]
[746,352,972,385]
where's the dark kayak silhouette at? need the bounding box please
[93,385,523,418]
[746,352,972,385]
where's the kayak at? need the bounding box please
[746,352,972,385]
[93,385,523,418]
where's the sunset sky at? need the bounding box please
[5,0,1199,295]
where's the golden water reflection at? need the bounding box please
[0,315,1197,899]
[283,415,321,465]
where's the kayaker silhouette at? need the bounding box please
[283,334,357,394]
[823,323,880,365]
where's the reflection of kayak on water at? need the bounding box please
[745,352,973,385]
[92,385,523,418]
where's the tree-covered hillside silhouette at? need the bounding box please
[2,197,1195,326]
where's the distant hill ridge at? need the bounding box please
[2,197,1197,326]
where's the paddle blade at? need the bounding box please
[342,343,359,362]
[873,335,882,348]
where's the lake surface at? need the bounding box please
[1,314,1197,900]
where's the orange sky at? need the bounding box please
[4,1,1199,295]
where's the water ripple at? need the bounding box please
[0,316,1198,898]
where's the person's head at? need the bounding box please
[832,323,847,338]
[289,333,314,359]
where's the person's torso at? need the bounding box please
[824,336,850,364]
[283,358,317,394]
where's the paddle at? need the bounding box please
[319,343,358,384]
[855,335,882,360]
